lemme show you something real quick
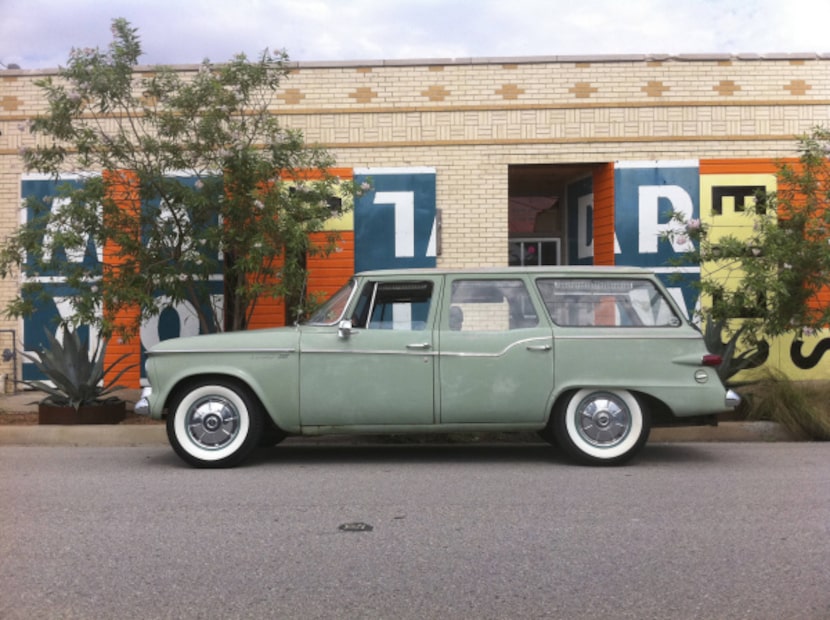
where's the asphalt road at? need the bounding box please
[1,442,828,620]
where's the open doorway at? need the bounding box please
[508,164,604,266]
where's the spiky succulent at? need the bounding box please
[21,325,134,410]
[703,317,769,384]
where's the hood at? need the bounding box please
[148,325,300,354]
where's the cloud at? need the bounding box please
[1,0,828,71]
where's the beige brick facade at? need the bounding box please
[1,53,829,382]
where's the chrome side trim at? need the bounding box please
[555,333,701,340]
[440,336,552,358]
[147,347,297,357]
[303,348,438,356]
[302,337,553,359]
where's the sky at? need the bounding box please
[1,0,828,70]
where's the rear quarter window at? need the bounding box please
[536,278,681,327]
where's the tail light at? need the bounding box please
[702,354,723,367]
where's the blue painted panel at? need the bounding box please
[614,163,701,318]
[614,164,700,267]
[20,175,225,381]
[21,177,101,275]
[566,177,594,265]
[353,169,437,272]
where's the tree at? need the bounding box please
[666,127,830,348]
[0,18,357,338]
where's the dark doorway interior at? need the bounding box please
[508,164,601,266]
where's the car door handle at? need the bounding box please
[406,343,432,350]
[526,344,552,352]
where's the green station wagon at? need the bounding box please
[136,267,740,467]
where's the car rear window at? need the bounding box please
[536,278,681,327]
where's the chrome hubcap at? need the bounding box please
[185,397,241,450]
[575,393,631,448]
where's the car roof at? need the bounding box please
[355,266,655,277]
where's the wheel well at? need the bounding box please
[166,374,286,435]
[548,388,669,424]
[166,374,261,414]
[547,388,578,426]
[632,391,671,424]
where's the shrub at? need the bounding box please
[21,325,133,410]
[741,370,830,440]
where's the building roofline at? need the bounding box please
[3,52,829,75]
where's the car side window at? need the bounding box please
[536,278,681,327]
[351,281,433,331]
[448,279,539,331]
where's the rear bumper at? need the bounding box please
[725,389,741,409]
[134,387,152,417]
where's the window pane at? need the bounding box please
[536,278,680,327]
[449,279,539,331]
[353,281,433,330]
[509,238,560,266]
[306,280,355,325]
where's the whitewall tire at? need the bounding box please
[166,379,264,468]
[553,388,650,465]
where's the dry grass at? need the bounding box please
[737,371,830,440]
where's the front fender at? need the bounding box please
[144,348,301,432]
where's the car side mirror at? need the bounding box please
[338,319,353,339]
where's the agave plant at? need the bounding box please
[703,317,769,384]
[21,325,134,411]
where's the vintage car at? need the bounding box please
[136,267,739,467]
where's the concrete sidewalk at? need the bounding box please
[0,388,795,446]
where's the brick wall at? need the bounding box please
[1,53,829,384]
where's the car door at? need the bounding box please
[299,276,439,427]
[438,276,555,424]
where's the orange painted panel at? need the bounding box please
[308,231,355,298]
[592,163,615,266]
[244,231,355,329]
[246,276,288,330]
[102,170,143,388]
[106,307,143,389]
[699,159,782,175]
[280,167,354,181]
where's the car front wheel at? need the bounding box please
[553,388,650,465]
[166,379,264,468]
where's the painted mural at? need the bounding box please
[20,175,103,380]
[353,167,437,272]
[18,161,830,384]
[568,159,830,380]
[19,167,438,383]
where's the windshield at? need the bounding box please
[305,279,356,325]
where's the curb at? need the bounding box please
[0,421,795,447]
[0,425,167,446]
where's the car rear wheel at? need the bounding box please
[166,379,264,468]
[553,388,650,465]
